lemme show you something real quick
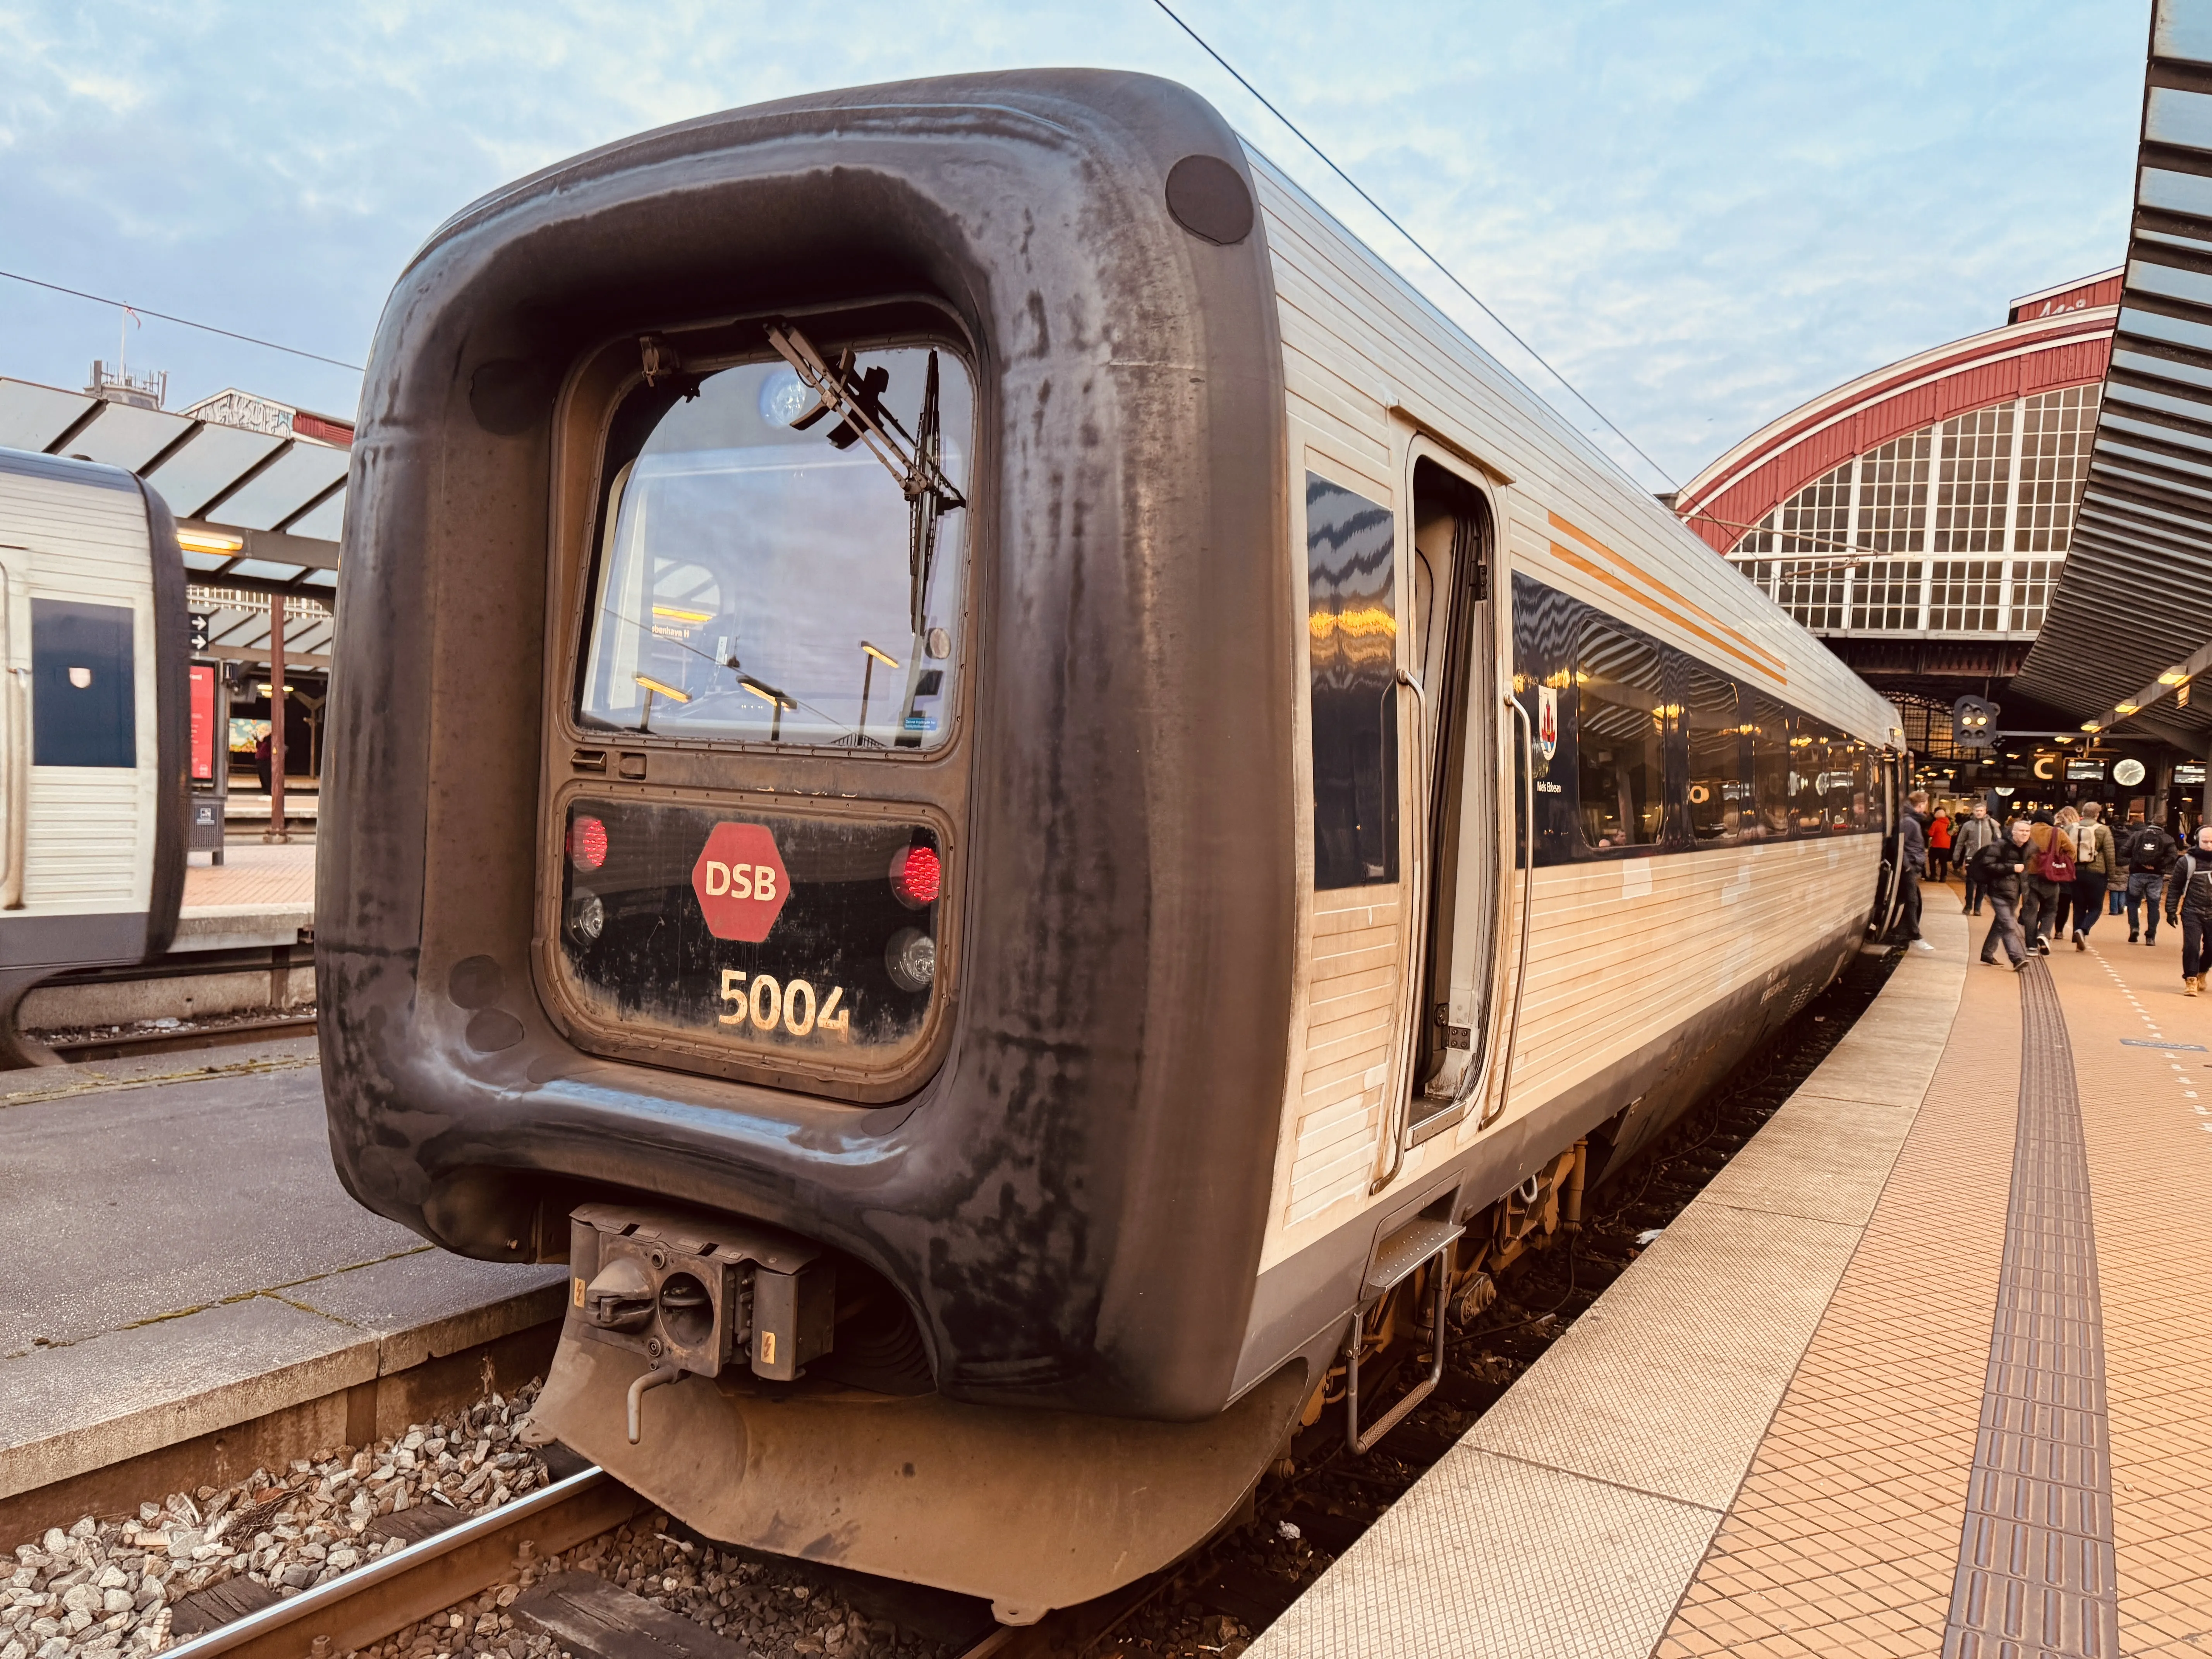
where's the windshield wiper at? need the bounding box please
[766,322,965,635]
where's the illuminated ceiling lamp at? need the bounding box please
[177,527,245,555]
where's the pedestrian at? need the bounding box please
[1970,818,2034,970]
[2165,824,2212,994]
[1954,798,1999,915]
[2023,808,2075,956]
[1928,805,1953,883]
[2121,808,2178,943]
[1893,789,1929,946]
[2068,800,2116,950]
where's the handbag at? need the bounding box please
[2042,833,2077,883]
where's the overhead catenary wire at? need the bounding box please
[0,268,365,373]
[1146,0,1680,493]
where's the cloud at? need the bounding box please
[0,0,2142,484]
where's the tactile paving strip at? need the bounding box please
[1941,958,2120,1659]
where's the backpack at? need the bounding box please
[2129,826,2172,869]
[2042,832,2077,883]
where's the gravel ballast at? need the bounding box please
[3,1386,550,1659]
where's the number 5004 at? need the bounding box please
[720,969,850,1039]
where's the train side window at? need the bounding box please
[1306,473,1399,888]
[1791,717,1849,833]
[1842,742,1873,831]
[1751,697,1792,839]
[1574,621,1664,851]
[1684,662,1747,845]
[32,600,136,769]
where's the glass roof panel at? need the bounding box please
[227,559,309,582]
[2128,257,2212,308]
[59,402,194,472]
[2148,84,2212,149]
[2142,167,2212,218]
[143,424,287,520]
[204,444,350,532]
[2156,0,2212,66]
[2115,347,2212,391]
[2118,304,2212,352]
[284,489,345,543]
[0,380,96,453]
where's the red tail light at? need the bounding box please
[890,844,941,908]
[569,815,609,871]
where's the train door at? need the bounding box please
[1870,749,1906,937]
[1398,456,1499,1143]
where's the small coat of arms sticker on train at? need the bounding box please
[690,821,790,942]
[1537,684,1558,761]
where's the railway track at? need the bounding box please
[146,1462,1032,1659]
[160,1470,646,1659]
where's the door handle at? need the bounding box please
[1479,694,1537,1131]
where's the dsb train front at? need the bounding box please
[321,70,1904,1620]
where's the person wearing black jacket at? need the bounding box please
[2165,824,2212,994]
[1893,790,1929,945]
[1970,818,2034,970]
[2122,810,2179,945]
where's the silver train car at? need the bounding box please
[0,447,188,1064]
[320,71,1905,1620]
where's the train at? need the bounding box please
[318,70,1906,1623]
[0,446,188,1065]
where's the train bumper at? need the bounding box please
[526,1333,1308,1623]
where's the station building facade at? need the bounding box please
[1671,271,2190,823]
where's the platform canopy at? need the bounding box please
[2012,0,2212,749]
[0,374,346,673]
[0,376,344,600]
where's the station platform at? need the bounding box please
[181,840,317,910]
[1252,888,2212,1658]
[0,1034,563,1546]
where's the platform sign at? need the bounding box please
[690,822,791,942]
[2066,759,2105,781]
[188,664,216,781]
[2179,764,2208,787]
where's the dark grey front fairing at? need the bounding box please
[320,72,1294,1421]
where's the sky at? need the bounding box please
[0,0,2149,491]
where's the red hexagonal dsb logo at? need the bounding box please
[691,822,791,943]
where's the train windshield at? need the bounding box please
[579,349,972,750]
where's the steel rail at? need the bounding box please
[159,1468,648,1659]
[46,1013,317,1062]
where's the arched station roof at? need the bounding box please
[1676,274,2121,556]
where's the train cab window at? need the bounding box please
[579,347,973,750]
[1684,663,1748,845]
[1574,622,1664,851]
[1750,697,1793,840]
[1307,474,1400,888]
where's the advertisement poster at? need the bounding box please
[189,663,216,781]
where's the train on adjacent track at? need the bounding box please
[319,70,1906,1623]
[0,447,187,1065]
